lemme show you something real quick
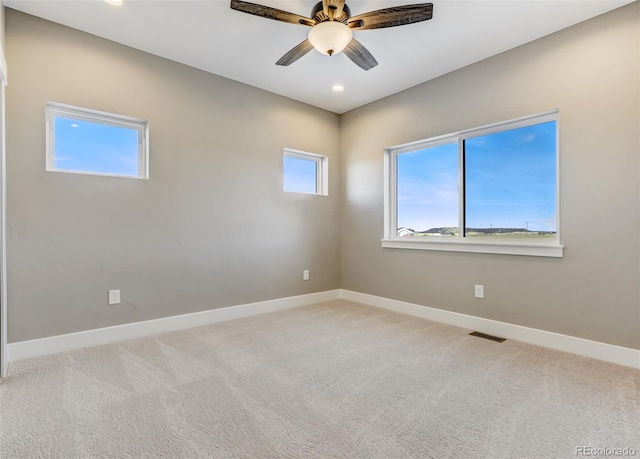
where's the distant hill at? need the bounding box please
[413,227,555,235]
[466,227,531,234]
[416,227,458,235]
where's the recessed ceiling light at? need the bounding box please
[104,0,123,5]
[332,84,345,92]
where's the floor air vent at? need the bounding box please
[469,331,506,343]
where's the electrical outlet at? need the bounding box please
[303,270,310,281]
[108,289,120,305]
[474,285,484,299]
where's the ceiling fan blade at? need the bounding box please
[348,3,433,30]
[276,40,314,66]
[343,39,378,71]
[230,0,315,27]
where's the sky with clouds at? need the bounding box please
[397,121,556,233]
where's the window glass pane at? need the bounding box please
[54,115,139,177]
[465,121,556,238]
[397,142,459,237]
[284,156,318,194]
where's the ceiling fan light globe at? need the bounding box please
[308,21,353,56]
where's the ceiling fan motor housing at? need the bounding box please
[310,1,351,23]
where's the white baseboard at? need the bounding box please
[9,288,639,370]
[8,290,341,362]
[339,289,640,369]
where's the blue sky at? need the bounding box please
[397,142,458,231]
[284,156,317,194]
[54,116,139,177]
[397,121,556,232]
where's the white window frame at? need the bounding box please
[383,110,562,257]
[46,102,149,179]
[283,148,328,196]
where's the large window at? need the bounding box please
[384,111,562,257]
[46,102,149,179]
[283,149,328,196]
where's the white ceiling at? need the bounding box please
[5,0,633,114]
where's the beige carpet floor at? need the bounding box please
[1,299,639,458]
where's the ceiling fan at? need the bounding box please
[230,0,434,71]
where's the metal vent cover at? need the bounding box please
[469,331,506,343]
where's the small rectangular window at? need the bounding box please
[384,111,562,257]
[283,149,328,196]
[46,102,148,179]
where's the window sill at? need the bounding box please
[381,238,564,257]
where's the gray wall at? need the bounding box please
[6,5,640,351]
[340,4,640,350]
[6,10,341,342]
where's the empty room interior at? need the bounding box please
[0,0,639,457]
